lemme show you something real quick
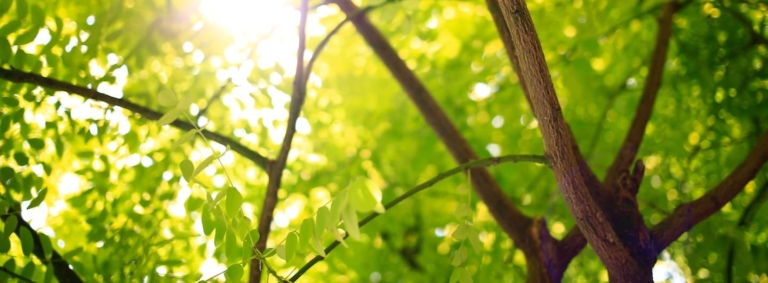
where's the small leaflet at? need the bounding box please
[299,218,314,250]
[4,214,17,236]
[341,203,360,240]
[19,226,33,256]
[157,89,178,107]
[467,227,482,253]
[276,244,286,260]
[285,232,298,261]
[157,107,183,126]
[27,188,47,209]
[171,129,197,150]
[348,177,377,213]
[312,233,326,257]
[226,187,243,217]
[454,203,472,219]
[329,190,349,232]
[192,154,216,180]
[315,207,329,239]
[452,223,470,241]
[180,158,194,181]
[201,205,214,236]
[451,245,468,266]
[225,264,244,283]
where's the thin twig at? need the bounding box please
[0,266,35,283]
[0,67,270,170]
[288,154,548,282]
[250,0,310,282]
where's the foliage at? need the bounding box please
[0,0,767,282]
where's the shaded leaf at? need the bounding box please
[19,225,33,256]
[27,187,47,209]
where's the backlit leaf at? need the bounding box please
[171,129,198,150]
[226,187,242,217]
[157,107,183,126]
[180,158,194,181]
[348,177,377,213]
[285,232,298,261]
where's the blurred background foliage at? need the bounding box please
[0,0,767,282]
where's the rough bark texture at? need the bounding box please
[497,0,652,281]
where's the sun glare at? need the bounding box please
[199,0,297,40]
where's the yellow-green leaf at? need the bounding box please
[192,154,216,180]
[157,89,177,107]
[285,232,298,261]
[316,206,329,239]
[341,202,360,240]
[452,223,470,241]
[299,218,314,250]
[226,187,243,217]
[157,107,183,126]
[348,177,377,213]
[180,158,194,181]
[225,264,243,283]
[171,129,198,150]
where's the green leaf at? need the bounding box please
[454,203,471,219]
[285,232,298,261]
[16,0,27,19]
[20,261,34,279]
[13,152,29,166]
[299,218,314,250]
[177,94,193,110]
[180,158,194,181]
[312,233,326,257]
[0,0,12,18]
[329,189,348,232]
[0,234,9,253]
[224,264,243,283]
[225,230,239,262]
[13,27,38,46]
[27,138,45,150]
[225,187,242,217]
[467,227,482,253]
[0,38,11,62]
[192,154,216,180]
[241,232,254,263]
[30,5,44,26]
[201,205,214,236]
[157,89,177,107]
[247,229,260,243]
[0,20,20,37]
[341,202,360,240]
[452,223,470,241]
[38,233,53,260]
[276,244,286,260]
[459,267,473,283]
[157,107,183,126]
[27,187,47,209]
[262,247,276,258]
[212,189,228,205]
[451,245,468,266]
[450,268,461,283]
[348,177,378,213]
[315,206,329,239]
[19,225,33,256]
[171,129,197,150]
[4,215,18,236]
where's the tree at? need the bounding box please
[0,0,766,282]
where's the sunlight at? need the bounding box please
[198,0,296,40]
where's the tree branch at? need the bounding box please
[0,67,270,171]
[651,130,768,251]
[0,266,34,283]
[497,0,645,279]
[603,2,676,188]
[250,0,309,282]
[0,206,83,283]
[331,0,537,253]
[288,154,548,282]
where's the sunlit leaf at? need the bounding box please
[467,226,482,253]
[262,247,276,258]
[157,107,183,126]
[316,206,329,239]
[299,218,314,250]
[285,232,298,261]
[4,215,17,236]
[171,129,198,150]
[226,187,242,217]
[276,244,286,260]
[452,223,470,241]
[451,245,467,266]
[157,89,178,107]
[312,233,326,257]
[224,264,244,283]
[27,187,47,209]
[348,177,377,213]
[180,158,194,181]
[454,203,472,219]
[201,205,214,236]
[192,154,216,180]
[19,225,33,256]
[329,189,348,232]
[341,202,360,240]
